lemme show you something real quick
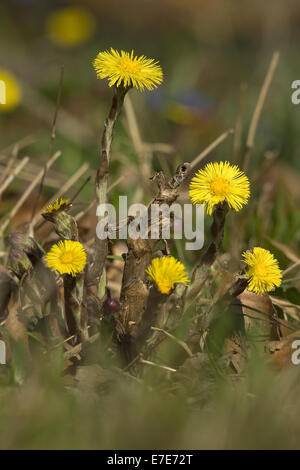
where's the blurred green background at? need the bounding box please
[1,0,300,170]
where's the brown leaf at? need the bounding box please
[268,330,300,371]
[237,289,281,341]
[223,335,245,374]
[270,295,300,322]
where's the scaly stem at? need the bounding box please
[190,201,229,285]
[64,274,88,343]
[88,85,128,296]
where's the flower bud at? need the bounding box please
[9,248,32,279]
[6,232,44,259]
[102,298,120,315]
[42,212,78,240]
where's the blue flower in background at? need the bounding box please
[147,87,215,124]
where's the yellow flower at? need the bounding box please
[42,198,71,215]
[45,240,87,276]
[146,256,189,295]
[0,69,22,112]
[242,247,282,295]
[46,7,95,47]
[93,48,163,91]
[189,161,250,215]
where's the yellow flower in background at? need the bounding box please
[0,69,22,112]
[93,48,163,91]
[46,7,95,47]
[146,256,189,295]
[242,247,282,295]
[43,198,71,216]
[189,161,250,215]
[45,240,87,276]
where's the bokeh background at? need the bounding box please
[1,0,300,168]
[1,0,300,450]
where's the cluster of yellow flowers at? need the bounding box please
[44,48,282,296]
[145,156,281,295]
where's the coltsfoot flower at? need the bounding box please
[189,161,250,215]
[46,7,95,47]
[0,69,22,112]
[93,48,163,91]
[242,247,282,295]
[146,256,189,295]
[42,198,71,216]
[45,240,87,276]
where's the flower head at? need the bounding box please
[45,240,87,276]
[93,48,163,91]
[242,247,282,295]
[189,161,250,215]
[146,256,189,295]
[0,69,22,112]
[46,7,95,47]
[43,198,71,216]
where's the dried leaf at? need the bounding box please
[268,330,300,371]
[237,289,281,341]
[270,295,300,322]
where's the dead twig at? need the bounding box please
[242,51,280,171]
[190,128,234,170]
[0,151,62,236]
[0,156,29,199]
[28,66,64,235]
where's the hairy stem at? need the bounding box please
[64,274,88,343]
[88,85,128,296]
[116,163,191,364]
[191,201,229,284]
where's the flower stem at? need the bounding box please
[88,85,128,296]
[191,201,229,283]
[64,274,88,342]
